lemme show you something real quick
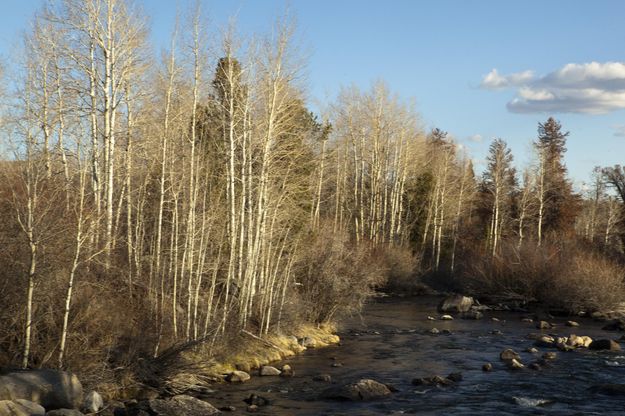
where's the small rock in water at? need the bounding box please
[331,362,343,368]
[429,328,440,335]
[313,374,332,382]
[534,335,555,348]
[412,375,454,387]
[500,349,521,361]
[525,347,539,353]
[506,359,525,370]
[490,330,503,335]
[438,294,474,313]
[247,404,259,413]
[529,362,542,371]
[446,372,463,382]
[219,405,237,411]
[566,320,580,327]
[280,364,295,377]
[227,370,251,383]
[440,314,454,320]
[605,360,621,367]
[482,363,493,372]
[521,317,534,323]
[321,379,393,401]
[441,329,453,335]
[536,321,553,330]
[461,310,483,320]
[491,317,500,322]
[513,396,551,407]
[259,366,281,376]
[427,316,436,321]
[542,352,557,360]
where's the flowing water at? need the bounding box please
[206,296,625,415]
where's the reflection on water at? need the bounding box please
[207,296,625,415]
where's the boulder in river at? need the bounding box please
[437,295,473,313]
[259,366,281,376]
[439,314,454,321]
[320,379,392,401]
[0,370,83,410]
[534,335,555,348]
[226,371,251,383]
[589,339,621,351]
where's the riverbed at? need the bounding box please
[206,296,625,415]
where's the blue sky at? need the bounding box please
[1,1,624,186]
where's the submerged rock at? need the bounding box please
[244,394,270,407]
[411,376,453,387]
[482,363,493,372]
[313,374,332,382]
[320,379,392,401]
[438,295,473,313]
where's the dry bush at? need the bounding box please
[294,225,387,324]
[459,239,625,312]
[376,245,422,293]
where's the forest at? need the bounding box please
[0,0,623,398]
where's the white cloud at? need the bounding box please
[467,134,483,143]
[480,69,534,89]
[481,62,625,114]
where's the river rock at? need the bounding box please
[428,328,440,335]
[534,335,555,348]
[0,370,83,410]
[556,342,574,352]
[226,371,251,383]
[536,321,553,330]
[482,363,493,372]
[45,410,84,416]
[427,316,436,321]
[542,352,557,360]
[438,295,473,313]
[525,347,539,353]
[313,374,332,382]
[566,320,580,327]
[280,364,294,377]
[246,404,258,412]
[82,391,103,413]
[461,310,483,320]
[602,319,625,331]
[506,358,525,370]
[259,366,281,376]
[529,362,542,370]
[411,375,453,387]
[439,314,454,321]
[135,395,220,416]
[446,372,463,382]
[521,318,533,323]
[589,339,621,351]
[567,334,592,348]
[500,349,520,361]
[320,379,392,401]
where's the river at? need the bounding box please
[206,296,625,415]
